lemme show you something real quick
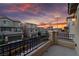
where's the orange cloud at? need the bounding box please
[37,22,67,29]
[38,22,49,26]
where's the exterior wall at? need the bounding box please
[23,23,48,38]
[24,23,37,28]
[0,18,21,27]
[0,17,22,32]
[73,4,79,55]
[68,3,79,55]
[38,27,48,36]
[22,23,38,38]
[67,17,76,39]
[68,4,79,55]
[13,21,21,27]
[0,17,22,44]
[0,18,14,27]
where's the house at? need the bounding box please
[22,23,38,38]
[47,26,53,30]
[0,16,23,44]
[37,27,48,36]
[22,23,49,38]
[68,3,79,55]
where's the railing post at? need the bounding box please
[54,31,58,44]
[48,30,54,44]
[48,30,58,44]
[48,30,53,41]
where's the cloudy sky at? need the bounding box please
[0,3,68,25]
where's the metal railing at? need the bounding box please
[52,31,74,41]
[0,35,49,56]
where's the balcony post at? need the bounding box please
[48,30,55,44]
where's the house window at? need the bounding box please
[3,20,6,24]
[1,27,11,32]
[0,36,3,39]
[14,28,17,32]
[17,28,21,32]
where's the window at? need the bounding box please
[3,20,6,24]
[13,28,17,32]
[0,35,4,45]
[0,36,3,39]
[1,27,11,32]
[17,28,21,32]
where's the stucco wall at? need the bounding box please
[73,4,79,55]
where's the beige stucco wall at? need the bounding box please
[72,4,79,55]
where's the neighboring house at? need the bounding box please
[22,23,38,38]
[0,16,23,44]
[22,23,48,38]
[52,28,62,32]
[37,27,48,36]
[47,27,53,30]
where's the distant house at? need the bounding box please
[47,27,53,30]
[37,27,48,36]
[0,16,23,44]
[22,23,38,38]
[22,23,48,38]
[52,28,62,32]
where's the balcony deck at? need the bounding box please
[43,45,77,56]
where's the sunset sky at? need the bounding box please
[0,3,68,28]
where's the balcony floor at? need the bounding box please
[43,45,77,56]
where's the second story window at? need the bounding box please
[3,20,6,24]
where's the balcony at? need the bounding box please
[0,31,77,56]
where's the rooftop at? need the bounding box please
[0,16,21,23]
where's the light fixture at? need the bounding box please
[72,18,76,22]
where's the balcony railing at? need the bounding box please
[52,31,74,41]
[0,35,49,56]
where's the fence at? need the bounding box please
[0,35,49,56]
[52,31,74,41]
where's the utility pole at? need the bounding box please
[55,17,59,28]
